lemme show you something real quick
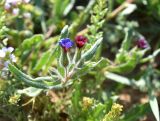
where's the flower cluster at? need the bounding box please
[102,103,123,121]
[82,97,94,110]
[59,35,88,52]
[4,0,31,17]
[0,47,16,69]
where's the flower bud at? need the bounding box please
[75,35,87,48]
[136,37,148,49]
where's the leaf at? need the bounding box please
[33,50,51,72]
[104,72,146,88]
[149,91,160,121]
[21,34,44,50]
[8,64,51,89]
[63,0,75,16]
[121,4,137,15]
[104,72,132,86]
[60,25,69,39]
[9,64,72,90]
[120,27,132,51]
[17,87,42,97]
[141,48,160,63]
[54,0,70,19]
[71,81,82,112]
[91,103,106,119]
[121,103,150,121]
[73,58,107,79]
[44,44,59,73]
[81,37,103,61]
[113,47,148,73]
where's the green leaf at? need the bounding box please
[71,81,82,111]
[104,72,132,86]
[121,103,150,121]
[149,91,160,121]
[17,87,42,97]
[33,50,51,72]
[81,38,103,61]
[113,47,148,73]
[60,25,69,39]
[73,58,107,79]
[120,29,132,51]
[91,103,106,120]
[9,64,72,90]
[63,0,75,16]
[21,34,44,50]
[104,72,146,88]
[8,64,51,89]
[54,0,70,19]
[141,48,160,63]
[44,44,59,73]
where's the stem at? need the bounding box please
[68,59,82,78]
[73,47,78,64]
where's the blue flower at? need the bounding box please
[59,38,74,52]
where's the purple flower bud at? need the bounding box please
[75,35,87,48]
[136,37,149,49]
[59,38,74,52]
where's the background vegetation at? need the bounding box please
[0,0,160,121]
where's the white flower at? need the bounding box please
[23,12,31,18]
[0,47,16,69]
[23,0,31,4]
[6,0,13,3]
[2,47,14,53]
[12,8,20,16]
[6,0,22,6]
[4,3,11,10]
[0,50,6,58]
[4,60,10,68]
[10,54,17,62]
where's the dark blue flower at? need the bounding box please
[59,38,74,52]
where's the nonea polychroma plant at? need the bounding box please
[0,0,160,121]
